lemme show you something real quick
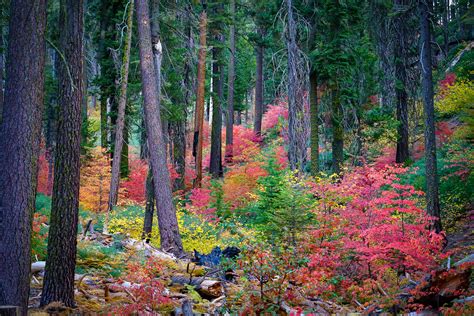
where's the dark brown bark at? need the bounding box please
[41,0,84,307]
[193,11,207,188]
[394,0,410,164]
[286,0,308,172]
[254,36,264,136]
[0,0,47,313]
[225,0,236,162]
[136,0,183,255]
[419,0,441,233]
[105,0,134,232]
[210,35,224,179]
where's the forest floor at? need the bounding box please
[27,201,474,315]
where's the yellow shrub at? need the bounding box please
[108,207,221,253]
[436,80,474,114]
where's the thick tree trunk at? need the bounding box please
[419,0,441,233]
[40,0,84,307]
[286,0,308,172]
[309,71,319,175]
[193,11,207,188]
[254,39,264,136]
[394,0,410,164]
[225,0,236,162]
[210,35,224,179]
[0,0,47,313]
[331,88,344,174]
[105,0,134,233]
[136,0,183,255]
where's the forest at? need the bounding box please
[0,0,473,314]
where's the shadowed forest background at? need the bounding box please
[0,0,473,315]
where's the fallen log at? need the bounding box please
[409,254,473,308]
[171,276,223,299]
[31,261,46,274]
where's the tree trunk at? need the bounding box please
[98,20,108,149]
[142,170,154,242]
[0,0,47,313]
[394,0,410,164]
[442,0,449,57]
[369,0,396,110]
[100,98,108,148]
[331,88,344,174]
[172,6,193,192]
[104,0,134,233]
[171,120,186,191]
[45,50,58,196]
[40,0,84,307]
[225,0,236,162]
[419,0,441,233]
[309,71,319,175]
[254,38,264,136]
[286,0,308,172]
[151,0,169,160]
[0,27,4,123]
[136,0,184,255]
[236,110,241,125]
[210,35,224,179]
[193,11,207,188]
[121,120,129,177]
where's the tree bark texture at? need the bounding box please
[105,0,134,232]
[286,0,308,172]
[0,0,47,313]
[369,0,396,110]
[41,0,84,307]
[193,11,207,188]
[394,0,410,164]
[0,28,4,123]
[151,0,169,160]
[210,35,224,179]
[225,0,236,162]
[136,0,184,255]
[419,0,441,233]
[309,70,319,175]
